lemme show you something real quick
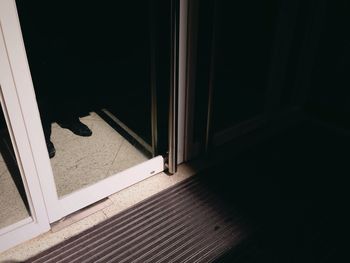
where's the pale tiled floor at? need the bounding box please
[0,162,205,262]
[51,112,148,197]
[0,112,148,231]
[0,153,29,230]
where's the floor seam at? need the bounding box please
[105,139,125,177]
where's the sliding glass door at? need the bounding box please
[189,0,305,151]
[2,0,174,222]
[0,19,49,252]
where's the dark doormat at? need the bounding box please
[26,176,249,263]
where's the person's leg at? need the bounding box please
[42,117,55,158]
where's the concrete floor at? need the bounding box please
[0,153,30,230]
[0,111,149,231]
[51,112,148,197]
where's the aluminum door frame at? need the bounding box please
[1,0,164,223]
[0,3,50,251]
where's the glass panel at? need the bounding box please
[193,0,282,140]
[211,0,281,132]
[306,1,350,128]
[193,0,215,142]
[0,104,31,229]
[15,1,169,197]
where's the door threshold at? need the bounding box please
[50,198,113,233]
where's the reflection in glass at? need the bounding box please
[211,0,281,132]
[194,0,282,137]
[16,1,158,197]
[0,104,31,229]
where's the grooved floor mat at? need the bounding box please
[26,176,248,263]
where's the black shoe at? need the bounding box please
[47,140,56,158]
[58,119,92,137]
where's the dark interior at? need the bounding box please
[15,0,171,152]
[193,0,349,261]
[203,120,347,262]
[193,0,350,140]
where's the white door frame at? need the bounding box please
[1,0,164,223]
[0,2,50,252]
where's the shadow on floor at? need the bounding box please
[198,119,347,263]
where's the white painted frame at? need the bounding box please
[0,0,164,223]
[0,1,50,252]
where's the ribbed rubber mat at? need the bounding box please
[27,176,247,263]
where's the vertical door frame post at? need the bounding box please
[168,0,180,174]
[150,0,158,157]
[204,0,218,153]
